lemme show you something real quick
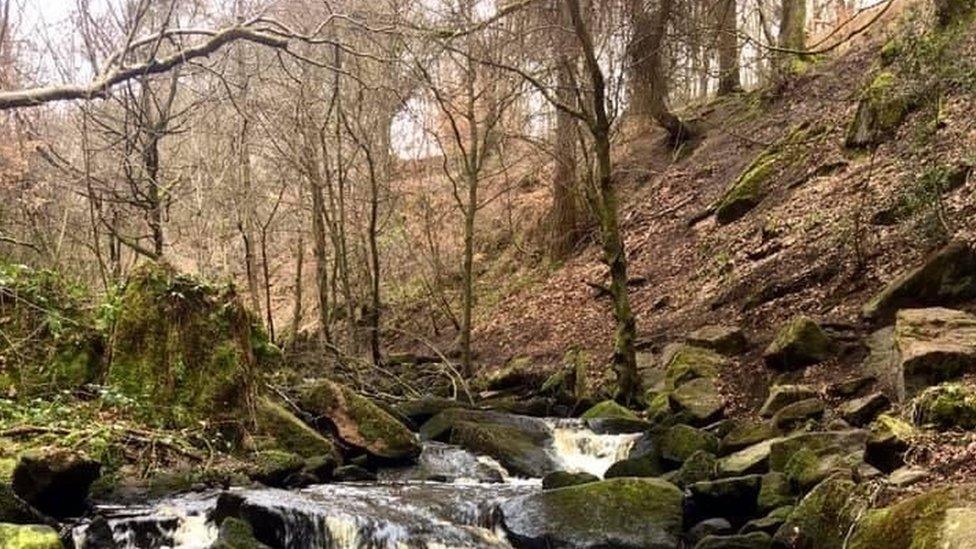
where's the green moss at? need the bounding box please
[580,400,638,421]
[758,472,795,512]
[663,345,726,389]
[763,316,832,370]
[0,523,61,549]
[212,517,270,549]
[645,391,673,423]
[773,474,868,549]
[848,485,976,549]
[660,425,718,464]
[253,397,337,459]
[715,154,779,225]
[911,383,976,430]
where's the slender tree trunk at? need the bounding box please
[717,0,742,95]
[259,225,274,342]
[778,0,807,71]
[549,5,581,259]
[291,234,304,338]
[309,172,332,346]
[460,169,477,378]
[144,138,164,258]
[365,150,382,366]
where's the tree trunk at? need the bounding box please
[717,0,742,95]
[628,0,694,143]
[778,0,807,72]
[549,12,581,259]
[291,234,304,339]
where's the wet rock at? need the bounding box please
[892,308,976,398]
[838,392,890,426]
[688,518,733,545]
[663,344,727,389]
[865,414,914,472]
[660,425,719,465]
[254,396,338,459]
[720,421,780,454]
[686,326,749,356]
[584,417,652,434]
[542,471,599,490]
[887,466,928,488]
[848,484,976,549]
[759,385,817,417]
[772,474,868,549]
[12,449,100,519]
[718,438,782,477]
[298,380,421,462]
[911,383,976,430]
[0,523,61,549]
[604,455,664,479]
[211,517,271,549]
[499,478,684,549]
[688,475,762,526]
[246,451,305,487]
[447,420,553,478]
[694,531,772,549]
[768,430,869,472]
[763,317,833,371]
[771,398,825,430]
[77,516,116,549]
[757,473,794,513]
[302,454,339,483]
[333,464,377,482]
[670,378,725,424]
[862,241,976,323]
[580,400,638,421]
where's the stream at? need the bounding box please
[72,418,641,548]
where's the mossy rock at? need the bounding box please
[783,447,863,491]
[741,506,794,536]
[499,478,684,549]
[542,471,599,490]
[670,378,725,424]
[686,325,749,356]
[894,309,976,397]
[862,241,976,323]
[108,263,264,428]
[911,383,976,430]
[604,455,664,479]
[762,317,832,371]
[721,421,780,454]
[866,414,915,472]
[757,472,795,513]
[298,380,420,461]
[448,421,554,478]
[673,451,717,487]
[646,391,674,423]
[392,397,472,427]
[211,517,271,549]
[718,437,783,477]
[0,523,61,549]
[769,430,868,472]
[688,475,762,526]
[246,450,304,487]
[660,425,719,465]
[759,385,818,417]
[772,474,868,549]
[662,344,727,389]
[845,71,914,149]
[483,356,544,391]
[715,153,780,225]
[838,392,890,427]
[253,396,338,459]
[771,398,825,430]
[580,400,638,421]
[848,484,976,549]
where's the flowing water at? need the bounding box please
[73,418,641,549]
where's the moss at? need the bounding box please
[848,485,976,549]
[646,391,673,423]
[669,377,725,423]
[911,383,976,430]
[604,455,664,478]
[846,71,913,149]
[673,451,717,487]
[449,421,550,478]
[663,345,726,389]
[721,420,780,453]
[0,523,61,549]
[247,450,304,486]
[542,471,599,490]
[660,425,718,464]
[253,397,337,459]
[580,400,638,421]
[715,154,780,225]
[763,316,832,370]
[211,517,270,549]
[773,474,868,549]
[758,472,795,512]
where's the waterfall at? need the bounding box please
[73,415,644,548]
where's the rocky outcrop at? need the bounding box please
[298,380,421,462]
[862,241,976,322]
[763,317,832,371]
[845,71,915,149]
[499,478,684,549]
[892,308,976,398]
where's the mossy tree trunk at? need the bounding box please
[778,0,807,72]
[717,0,742,95]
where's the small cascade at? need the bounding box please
[544,419,642,477]
[378,441,509,483]
[73,495,217,549]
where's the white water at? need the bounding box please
[73,417,641,549]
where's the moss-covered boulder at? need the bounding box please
[763,317,832,371]
[499,478,684,549]
[0,263,102,396]
[772,474,868,549]
[771,398,825,430]
[392,397,472,427]
[757,472,795,513]
[11,449,99,519]
[848,484,976,548]
[838,392,890,427]
[605,454,665,479]
[670,378,725,424]
[211,517,271,549]
[718,438,783,477]
[420,409,555,477]
[673,451,717,487]
[741,506,794,536]
[768,430,868,474]
[759,385,818,417]
[108,263,266,428]
[580,400,638,421]
[0,523,61,549]
[660,425,719,465]
[253,396,338,459]
[721,421,781,454]
[715,153,780,225]
[893,309,976,397]
[246,450,304,487]
[542,471,599,490]
[865,414,914,472]
[298,380,420,462]
[483,356,545,391]
[663,344,727,389]
[911,383,976,430]
[783,447,863,491]
[862,241,976,322]
[845,71,915,149]
[688,475,762,526]
[686,326,749,356]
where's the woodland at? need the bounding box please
[0,0,975,547]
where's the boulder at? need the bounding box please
[0,523,61,549]
[670,378,725,424]
[718,438,783,477]
[759,385,818,417]
[484,356,544,391]
[694,532,771,549]
[673,451,718,487]
[688,475,762,526]
[211,517,271,549]
[714,150,780,225]
[757,473,794,513]
[542,471,599,490]
[768,430,869,472]
[499,478,684,549]
[660,425,719,465]
[686,326,749,356]
[911,383,976,430]
[838,392,890,426]
[844,71,914,149]
[298,380,421,462]
[771,398,825,430]
[246,451,305,487]
[580,400,638,421]
[392,397,472,427]
[688,518,733,545]
[721,421,781,454]
[827,375,876,398]
[865,414,914,472]
[741,506,794,536]
[848,484,976,549]
[253,396,338,459]
[772,474,868,549]
[420,409,556,477]
[763,317,832,370]
[892,308,976,398]
[333,464,377,482]
[662,344,727,389]
[887,466,928,488]
[862,241,976,322]
[12,450,100,519]
[604,455,664,479]
[783,448,863,491]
